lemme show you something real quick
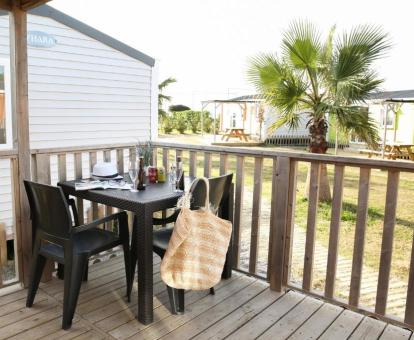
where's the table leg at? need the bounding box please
[136,207,154,324]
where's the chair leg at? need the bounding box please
[62,253,88,330]
[57,263,64,280]
[26,252,46,308]
[82,262,89,282]
[123,239,132,302]
[166,286,185,314]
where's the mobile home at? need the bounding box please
[0,5,157,245]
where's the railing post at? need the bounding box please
[325,164,345,299]
[204,152,212,178]
[152,147,157,167]
[89,151,99,220]
[376,170,400,315]
[219,153,228,175]
[232,156,245,268]
[74,152,84,225]
[249,156,263,274]
[268,156,291,291]
[349,167,371,307]
[189,151,197,177]
[162,148,169,171]
[282,160,298,287]
[302,162,321,291]
[116,149,124,175]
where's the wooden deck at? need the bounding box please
[0,255,412,340]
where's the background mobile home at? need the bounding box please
[0,5,157,245]
[363,90,414,145]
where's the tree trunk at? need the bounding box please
[306,119,331,202]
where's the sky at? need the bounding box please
[51,0,414,109]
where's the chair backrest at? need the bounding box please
[24,180,73,240]
[189,174,233,213]
[208,174,233,213]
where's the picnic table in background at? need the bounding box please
[221,128,250,142]
[360,142,414,160]
[384,143,414,160]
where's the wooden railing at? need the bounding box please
[152,141,414,329]
[2,141,414,329]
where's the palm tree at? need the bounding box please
[248,21,391,200]
[158,77,177,121]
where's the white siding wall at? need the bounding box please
[265,107,308,138]
[0,13,154,229]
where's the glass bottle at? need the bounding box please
[137,156,146,190]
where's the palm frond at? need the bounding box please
[330,105,380,147]
[282,19,321,71]
[247,52,309,124]
[336,70,384,103]
[158,77,177,91]
[334,25,391,81]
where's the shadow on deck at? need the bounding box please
[0,255,412,340]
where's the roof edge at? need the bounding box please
[29,5,155,67]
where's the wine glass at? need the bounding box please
[129,159,139,192]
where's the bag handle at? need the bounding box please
[198,177,210,208]
[184,177,209,209]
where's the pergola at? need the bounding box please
[0,0,52,285]
[200,98,262,142]
[379,98,414,158]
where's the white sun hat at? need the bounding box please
[92,162,119,179]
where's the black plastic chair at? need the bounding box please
[152,174,233,314]
[24,180,131,330]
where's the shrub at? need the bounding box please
[172,111,188,134]
[162,116,174,134]
[186,110,201,133]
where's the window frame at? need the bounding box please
[0,58,13,151]
[380,106,395,129]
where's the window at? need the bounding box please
[380,107,395,128]
[0,59,12,150]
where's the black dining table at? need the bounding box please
[58,176,234,325]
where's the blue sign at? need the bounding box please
[27,31,57,48]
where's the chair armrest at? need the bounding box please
[152,209,180,226]
[72,211,127,234]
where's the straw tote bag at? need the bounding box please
[160,177,233,290]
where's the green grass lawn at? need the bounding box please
[157,147,414,284]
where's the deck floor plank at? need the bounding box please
[319,309,364,339]
[257,296,323,339]
[193,287,283,340]
[225,290,305,340]
[379,324,412,339]
[0,256,411,340]
[104,274,241,339]
[120,275,253,340]
[162,280,268,340]
[348,316,387,340]
[288,302,343,339]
